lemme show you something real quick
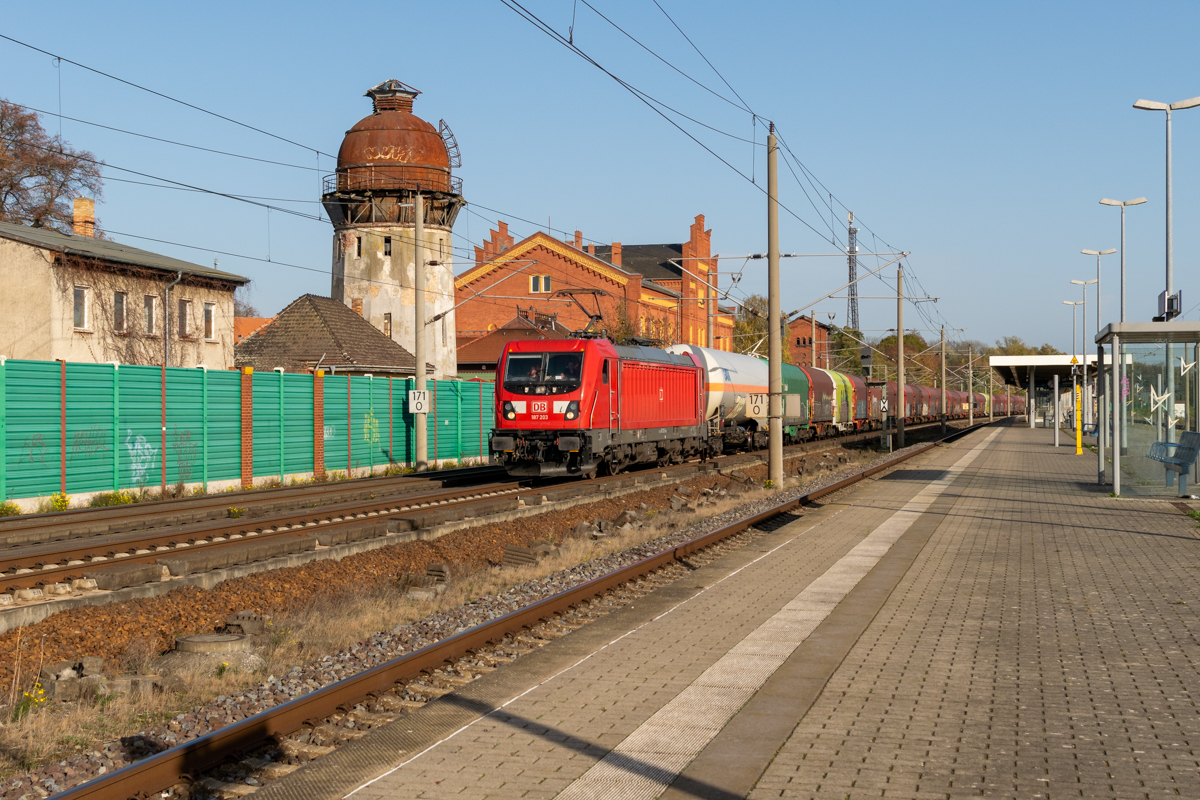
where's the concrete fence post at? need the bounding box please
[240,367,254,488]
[312,371,325,480]
[200,366,208,492]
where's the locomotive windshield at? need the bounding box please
[503,352,583,394]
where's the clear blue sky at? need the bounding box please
[5,0,1200,353]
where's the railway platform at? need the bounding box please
[258,421,1200,800]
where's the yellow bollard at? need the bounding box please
[1075,384,1083,455]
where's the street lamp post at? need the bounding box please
[1080,248,1116,334]
[1135,96,1199,445]
[1071,279,1098,426]
[1100,197,1146,455]
[1098,198,1147,323]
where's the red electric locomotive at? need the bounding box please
[489,339,707,477]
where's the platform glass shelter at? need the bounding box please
[1096,322,1200,496]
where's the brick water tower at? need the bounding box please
[322,80,465,378]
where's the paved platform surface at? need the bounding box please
[270,422,1200,800]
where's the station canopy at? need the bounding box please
[990,354,1099,389]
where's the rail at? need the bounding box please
[51,421,995,800]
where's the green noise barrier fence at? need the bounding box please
[0,358,495,503]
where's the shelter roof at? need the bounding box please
[1097,321,1200,345]
[0,220,247,283]
[990,354,1099,388]
[235,294,427,375]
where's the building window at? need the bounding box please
[351,297,363,316]
[114,292,127,333]
[383,312,392,338]
[356,237,362,258]
[530,275,552,293]
[73,286,89,329]
[204,303,215,340]
[384,236,392,256]
[178,299,191,338]
[543,275,552,293]
[144,296,157,334]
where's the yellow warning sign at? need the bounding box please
[1069,356,1079,364]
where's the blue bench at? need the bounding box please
[1148,431,1200,497]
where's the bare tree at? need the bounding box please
[0,99,103,234]
[234,286,260,317]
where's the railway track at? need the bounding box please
[0,421,961,599]
[0,464,505,547]
[0,419,965,607]
[51,420,993,800]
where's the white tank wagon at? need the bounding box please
[666,345,771,450]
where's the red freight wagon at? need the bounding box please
[490,339,706,477]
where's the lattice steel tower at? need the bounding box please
[846,211,859,331]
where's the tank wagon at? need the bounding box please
[490,339,1023,477]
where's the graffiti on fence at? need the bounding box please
[18,434,46,465]
[69,426,110,462]
[169,426,198,483]
[125,429,158,486]
[362,411,380,448]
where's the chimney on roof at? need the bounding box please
[587,243,595,256]
[574,230,583,249]
[611,242,622,267]
[73,198,95,237]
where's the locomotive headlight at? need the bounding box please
[503,401,516,420]
[564,400,580,420]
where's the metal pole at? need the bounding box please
[1120,205,1127,323]
[940,325,946,435]
[1054,373,1060,447]
[414,192,428,471]
[1112,335,1120,492]
[810,315,816,367]
[1096,251,1102,335]
[989,364,994,422]
[767,124,782,487]
[968,347,973,427]
[1098,342,1106,483]
[896,265,905,448]
[1028,366,1034,429]
[1167,109,1176,444]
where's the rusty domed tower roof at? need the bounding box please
[334,80,453,194]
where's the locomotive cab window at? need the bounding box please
[502,352,583,394]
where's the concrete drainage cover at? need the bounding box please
[176,634,251,654]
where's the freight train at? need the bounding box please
[488,338,1024,477]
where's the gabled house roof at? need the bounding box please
[235,294,428,375]
[458,313,571,366]
[0,220,248,284]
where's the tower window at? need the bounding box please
[356,237,362,258]
[384,236,392,256]
[383,312,392,338]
